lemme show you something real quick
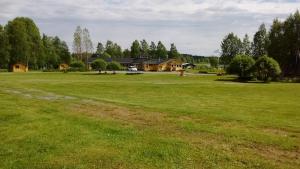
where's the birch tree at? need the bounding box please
[73,26,83,60]
[82,28,93,69]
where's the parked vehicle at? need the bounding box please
[128,66,138,71]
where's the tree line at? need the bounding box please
[220,11,300,77]
[94,40,208,64]
[72,26,182,63]
[0,16,224,71]
[0,17,71,70]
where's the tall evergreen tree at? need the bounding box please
[156,41,168,59]
[131,40,141,58]
[140,39,149,58]
[253,24,269,59]
[281,11,300,75]
[268,19,285,67]
[168,43,180,59]
[149,41,157,58]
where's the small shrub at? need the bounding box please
[91,59,107,73]
[227,55,255,80]
[254,56,281,82]
[106,62,121,74]
[69,61,85,72]
[195,64,220,74]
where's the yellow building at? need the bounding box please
[59,64,69,71]
[143,59,183,72]
[12,64,28,72]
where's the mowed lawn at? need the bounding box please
[0,72,299,169]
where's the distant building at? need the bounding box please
[114,58,134,68]
[59,64,69,71]
[143,59,183,71]
[87,54,183,72]
[182,63,196,69]
[12,64,28,72]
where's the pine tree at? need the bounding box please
[156,41,168,59]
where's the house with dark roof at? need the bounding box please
[87,54,183,72]
[87,54,133,70]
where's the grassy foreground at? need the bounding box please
[0,72,299,169]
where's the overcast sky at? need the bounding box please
[0,0,299,55]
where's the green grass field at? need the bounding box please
[0,72,299,169]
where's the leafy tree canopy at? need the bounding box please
[220,33,242,66]
[227,54,255,79]
[91,59,107,72]
[255,55,281,82]
[106,61,121,71]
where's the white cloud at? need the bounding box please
[0,0,299,55]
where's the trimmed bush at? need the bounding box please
[254,56,281,82]
[106,62,121,73]
[227,55,255,80]
[69,61,85,72]
[91,59,107,73]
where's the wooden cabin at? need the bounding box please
[12,64,28,72]
[164,59,183,71]
[143,59,183,72]
[59,64,69,71]
[87,55,183,72]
